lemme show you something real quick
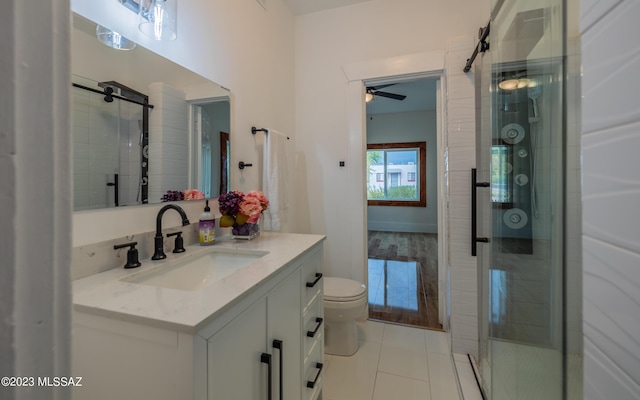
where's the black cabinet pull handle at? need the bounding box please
[261,353,272,400]
[306,318,324,338]
[306,273,323,288]
[471,168,491,256]
[306,362,323,389]
[272,340,283,400]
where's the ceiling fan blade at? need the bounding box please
[367,84,396,91]
[374,91,406,101]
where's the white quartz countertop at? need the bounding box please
[73,232,325,334]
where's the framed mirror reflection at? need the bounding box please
[72,13,230,211]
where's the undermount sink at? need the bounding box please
[121,248,269,291]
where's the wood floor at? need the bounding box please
[367,230,441,330]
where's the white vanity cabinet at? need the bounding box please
[203,245,324,400]
[301,246,325,400]
[206,268,301,399]
[72,236,324,400]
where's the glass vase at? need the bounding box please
[231,222,260,240]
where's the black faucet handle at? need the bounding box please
[113,242,142,269]
[167,231,186,253]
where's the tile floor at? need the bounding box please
[322,320,480,400]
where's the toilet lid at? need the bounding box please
[324,277,366,302]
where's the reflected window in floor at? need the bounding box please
[368,258,419,311]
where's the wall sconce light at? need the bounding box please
[96,24,137,50]
[139,0,178,41]
[365,92,374,102]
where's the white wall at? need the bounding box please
[445,36,480,356]
[293,0,489,280]
[147,82,190,202]
[366,110,438,233]
[70,0,296,246]
[581,0,640,398]
[0,0,72,396]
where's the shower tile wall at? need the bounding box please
[73,84,143,210]
[147,82,189,203]
[73,89,91,209]
[73,87,119,210]
[118,105,143,206]
[445,35,480,357]
[581,0,640,398]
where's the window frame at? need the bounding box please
[367,141,426,207]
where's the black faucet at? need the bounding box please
[152,204,191,260]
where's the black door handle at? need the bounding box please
[261,353,272,400]
[306,362,323,389]
[471,168,491,256]
[306,318,324,338]
[306,273,323,288]
[273,340,283,400]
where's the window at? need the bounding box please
[366,142,426,207]
[491,144,513,205]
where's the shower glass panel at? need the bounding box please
[72,75,145,210]
[476,0,569,399]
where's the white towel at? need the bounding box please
[262,128,289,231]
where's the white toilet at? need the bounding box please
[323,277,367,356]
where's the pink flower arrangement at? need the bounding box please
[161,189,205,202]
[218,190,269,227]
[184,189,205,200]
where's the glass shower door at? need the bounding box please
[72,76,122,210]
[476,0,566,399]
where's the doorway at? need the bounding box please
[189,98,231,198]
[365,78,442,330]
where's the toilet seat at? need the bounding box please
[324,277,366,302]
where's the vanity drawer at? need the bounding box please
[303,295,324,358]
[303,333,324,400]
[302,249,323,305]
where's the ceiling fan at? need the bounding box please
[365,84,407,102]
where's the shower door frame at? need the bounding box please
[475,1,568,398]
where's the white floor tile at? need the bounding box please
[428,353,461,400]
[357,320,385,343]
[373,372,431,400]
[323,340,381,400]
[324,322,465,400]
[378,345,430,381]
[424,329,450,355]
[381,323,427,353]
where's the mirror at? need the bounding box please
[72,13,230,211]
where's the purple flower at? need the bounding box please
[218,190,244,216]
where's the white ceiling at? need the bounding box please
[366,78,438,115]
[281,0,372,16]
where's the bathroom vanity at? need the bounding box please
[72,232,325,400]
